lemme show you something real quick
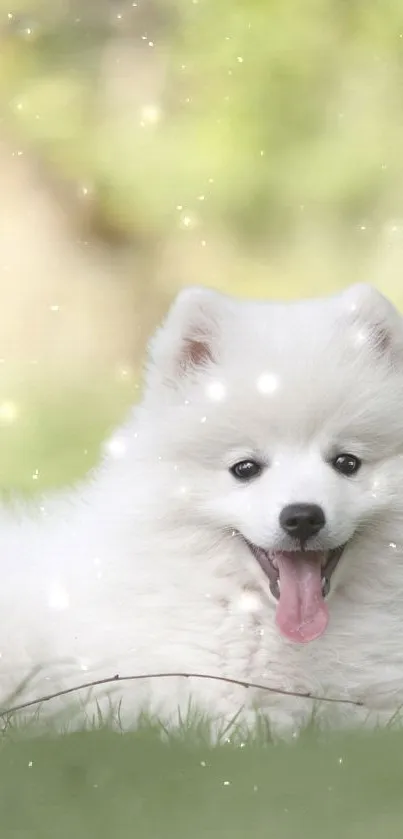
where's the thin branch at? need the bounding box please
[0,671,364,718]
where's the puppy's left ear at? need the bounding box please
[145,286,232,393]
[342,283,403,361]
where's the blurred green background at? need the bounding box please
[0,0,403,490]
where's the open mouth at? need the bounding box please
[246,542,346,645]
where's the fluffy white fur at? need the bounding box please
[2,282,403,735]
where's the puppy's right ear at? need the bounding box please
[145,287,230,393]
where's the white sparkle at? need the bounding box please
[370,477,383,498]
[50,304,60,312]
[205,381,226,401]
[352,328,367,348]
[200,416,207,424]
[139,104,162,125]
[0,400,19,423]
[236,591,261,614]
[256,373,279,395]
[116,365,135,383]
[179,213,197,229]
[104,437,127,458]
[48,582,69,612]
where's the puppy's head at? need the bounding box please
[142,283,403,643]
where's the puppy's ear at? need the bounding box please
[146,287,229,391]
[342,283,403,361]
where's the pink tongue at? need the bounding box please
[275,551,328,644]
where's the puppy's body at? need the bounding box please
[2,283,403,734]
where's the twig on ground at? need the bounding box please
[0,671,364,717]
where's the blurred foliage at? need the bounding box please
[0,371,136,492]
[1,0,403,245]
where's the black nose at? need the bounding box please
[279,503,326,544]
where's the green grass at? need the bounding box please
[0,724,401,838]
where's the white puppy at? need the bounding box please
[2,283,403,735]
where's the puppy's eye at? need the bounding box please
[331,453,362,476]
[230,460,262,481]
